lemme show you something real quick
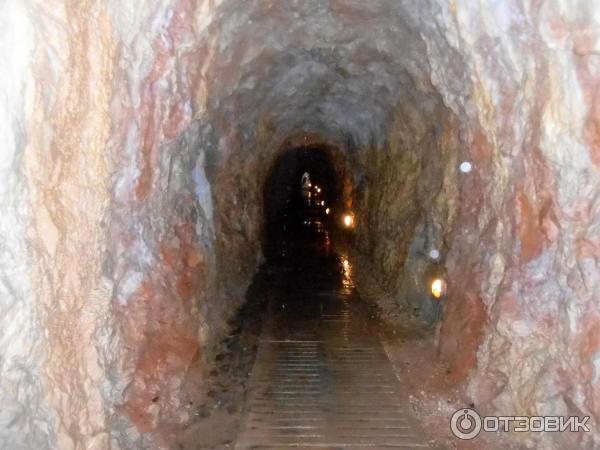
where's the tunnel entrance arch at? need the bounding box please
[262,145,344,260]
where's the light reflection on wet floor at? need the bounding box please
[235,238,431,449]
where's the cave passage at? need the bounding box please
[235,241,429,449]
[228,146,435,448]
[2,2,599,450]
[263,146,343,262]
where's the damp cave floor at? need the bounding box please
[176,241,514,450]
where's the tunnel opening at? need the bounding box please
[262,145,344,262]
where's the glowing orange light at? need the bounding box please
[341,256,353,287]
[317,188,321,193]
[325,208,330,215]
[343,214,354,228]
[431,278,447,299]
[321,201,325,206]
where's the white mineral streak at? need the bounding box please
[0,3,50,450]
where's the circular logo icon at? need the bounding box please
[450,408,482,440]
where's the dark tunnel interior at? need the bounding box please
[263,146,343,261]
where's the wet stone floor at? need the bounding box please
[233,245,432,449]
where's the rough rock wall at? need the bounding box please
[406,3,600,448]
[0,2,46,449]
[1,0,600,449]
[0,1,223,449]
[1,1,118,449]
[105,1,215,446]
[348,2,600,447]
[353,96,460,324]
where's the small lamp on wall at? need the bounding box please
[430,278,447,300]
[342,213,354,228]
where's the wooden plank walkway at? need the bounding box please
[235,262,431,450]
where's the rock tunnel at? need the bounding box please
[1,1,599,449]
[262,145,343,258]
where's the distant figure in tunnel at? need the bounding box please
[301,171,311,203]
